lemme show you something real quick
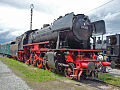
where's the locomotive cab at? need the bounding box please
[106,34,120,64]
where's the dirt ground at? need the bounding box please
[27,77,120,90]
[27,78,96,90]
[11,68,120,90]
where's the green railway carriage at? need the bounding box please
[0,43,11,55]
[0,41,18,57]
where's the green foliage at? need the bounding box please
[98,73,120,85]
[0,57,65,82]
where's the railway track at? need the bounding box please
[85,77,120,89]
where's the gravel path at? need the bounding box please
[0,60,32,90]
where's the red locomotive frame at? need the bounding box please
[18,41,111,80]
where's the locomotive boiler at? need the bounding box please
[28,12,92,49]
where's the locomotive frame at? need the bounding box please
[17,41,112,80]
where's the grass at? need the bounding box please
[0,57,66,82]
[1,57,120,86]
[98,72,120,85]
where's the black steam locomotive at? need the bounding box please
[1,12,111,80]
[17,12,105,50]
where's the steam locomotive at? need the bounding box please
[0,12,114,80]
[93,33,120,65]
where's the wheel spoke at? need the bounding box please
[64,63,75,79]
[37,57,43,68]
[25,55,31,65]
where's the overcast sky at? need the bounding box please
[0,0,120,43]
